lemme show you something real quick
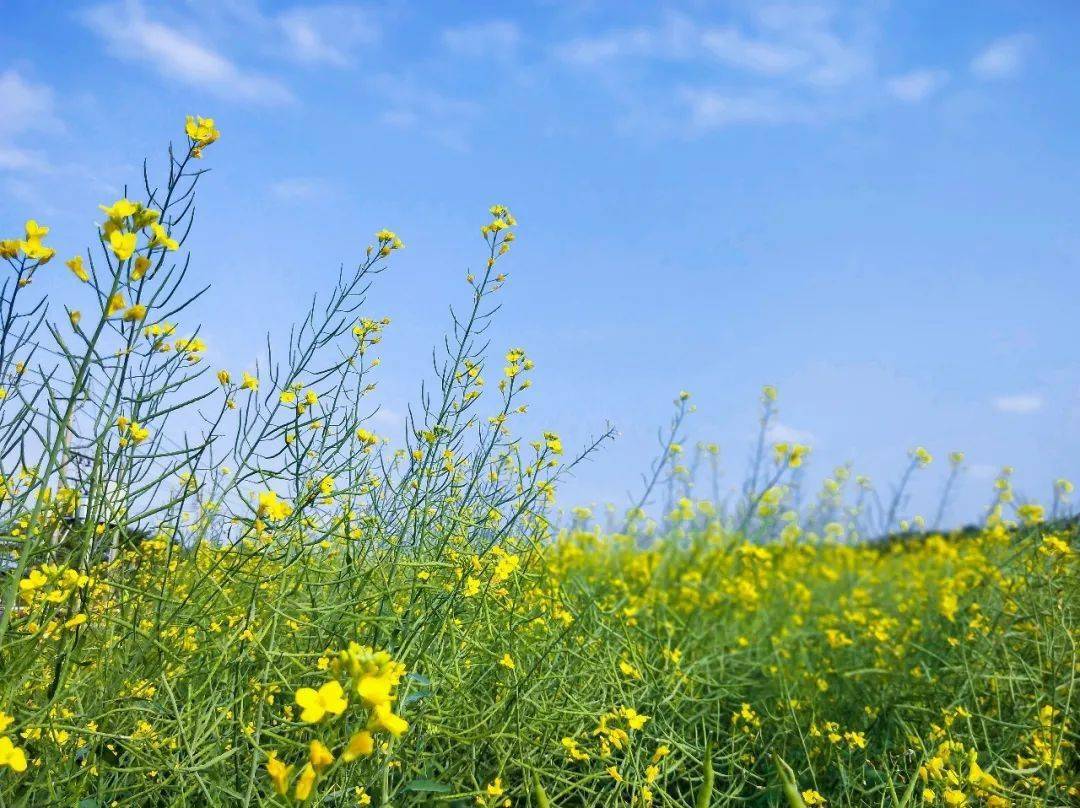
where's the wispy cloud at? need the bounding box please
[766,421,817,446]
[268,177,330,201]
[554,6,882,134]
[701,26,810,76]
[678,89,812,131]
[556,13,696,67]
[970,34,1034,80]
[886,69,949,103]
[749,3,873,89]
[0,70,62,175]
[81,1,294,105]
[369,74,479,150]
[993,393,1043,414]
[276,5,379,68]
[558,8,873,88]
[442,20,521,60]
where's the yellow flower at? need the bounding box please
[217,370,231,386]
[132,204,159,229]
[562,737,589,761]
[294,763,316,801]
[266,752,291,796]
[309,740,334,773]
[108,230,137,261]
[912,446,933,467]
[356,674,393,707]
[241,372,259,391]
[106,292,126,317]
[66,255,89,282]
[185,115,220,154]
[280,390,297,405]
[356,428,379,451]
[295,680,348,723]
[123,304,148,322]
[128,422,150,444]
[1017,503,1045,524]
[368,702,408,737]
[374,229,404,253]
[148,222,179,251]
[132,255,151,281]
[486,778,505,798]
[802,790,827,806]
[621,707,649,730]
[0,736,28,773]
[499,653,515,670]
[20,221,56,262]
[0,713,12,733]
[24,219,48,240]
[342,730,374,761]
[99,199,139,221]
[942,790,967,806]
[257,491,293,522]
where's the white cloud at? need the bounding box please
[269,177,329,201]
[970,34,1034,80]
[679,88,810,130]
[748,4,872,88]
[556,8,870,87]
[371,407,403,429]
[993,394,1043,414]
[765,421,817,446]
[0,145,49,173]
[0,70,62,174]
[0,70,61,136]
[886,69,949,102]
[555,6,880,135]
[369,74,479,150]
[701,26,808,76]
[81,1,294,105]
[276,5,379,67]
[442,20,521,60]
[556,14,697,66]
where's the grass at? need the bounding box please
[0,121,1076,807]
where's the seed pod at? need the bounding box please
[695,740,714,808]
[773,753,808,808]
[532,771,551,808]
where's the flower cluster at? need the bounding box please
[265,645,408,802]
[0,714,27,774]
[1,220,55,266]
[185,115,220,158]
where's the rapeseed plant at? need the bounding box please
[0,118,1075,808]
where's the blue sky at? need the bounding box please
[2,0,1078,526]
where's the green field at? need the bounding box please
[0,121,1076,807]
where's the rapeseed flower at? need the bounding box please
[295,680,348,723]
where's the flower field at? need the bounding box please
[0,122,1077,807]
